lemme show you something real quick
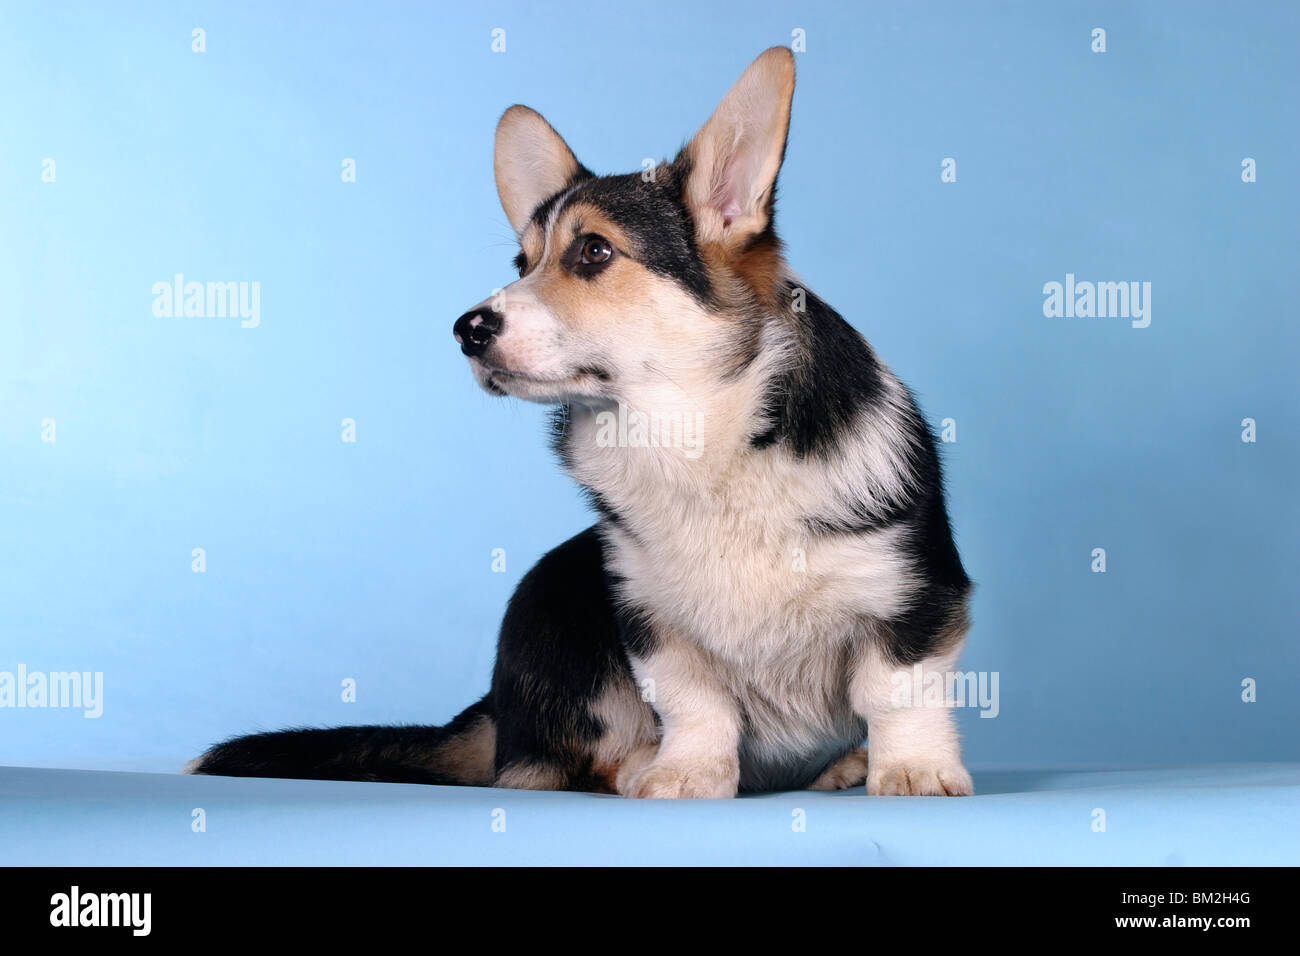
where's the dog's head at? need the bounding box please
[454,47,796,406]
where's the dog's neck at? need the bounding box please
[556,314,790,494]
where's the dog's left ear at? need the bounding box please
[677,47,795,249]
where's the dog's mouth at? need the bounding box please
[475,361,612,403]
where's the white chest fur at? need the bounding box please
[565,400,919,668]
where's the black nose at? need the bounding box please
[453,308,503,358]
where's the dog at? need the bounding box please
[189,47,974,797]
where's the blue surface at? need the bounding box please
[1,764,1297,866]
[0,2,1296,780]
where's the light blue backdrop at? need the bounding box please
[1,1,1296,774]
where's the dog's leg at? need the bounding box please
[807,747,870,791]
[620,631,740,799]
[850,639,973,796]
[494,761,570,791]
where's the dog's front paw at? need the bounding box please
[625,756,739,799]
[867,757,972,796]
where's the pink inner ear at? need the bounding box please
[715,159,747,227]
[714,141,762,228]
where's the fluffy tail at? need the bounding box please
[185,697,495,785]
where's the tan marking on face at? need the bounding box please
[523,201,669,335]
[518,221,546,276]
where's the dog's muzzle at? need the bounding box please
[453,307,503,358]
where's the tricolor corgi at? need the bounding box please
[191,47,974,797]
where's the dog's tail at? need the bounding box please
[184,697,496,785]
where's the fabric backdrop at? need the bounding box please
[1,0,1295,774]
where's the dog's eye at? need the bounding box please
[564,234,617,278]
[580,236,613,265]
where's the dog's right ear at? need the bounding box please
[494,105,586,236]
